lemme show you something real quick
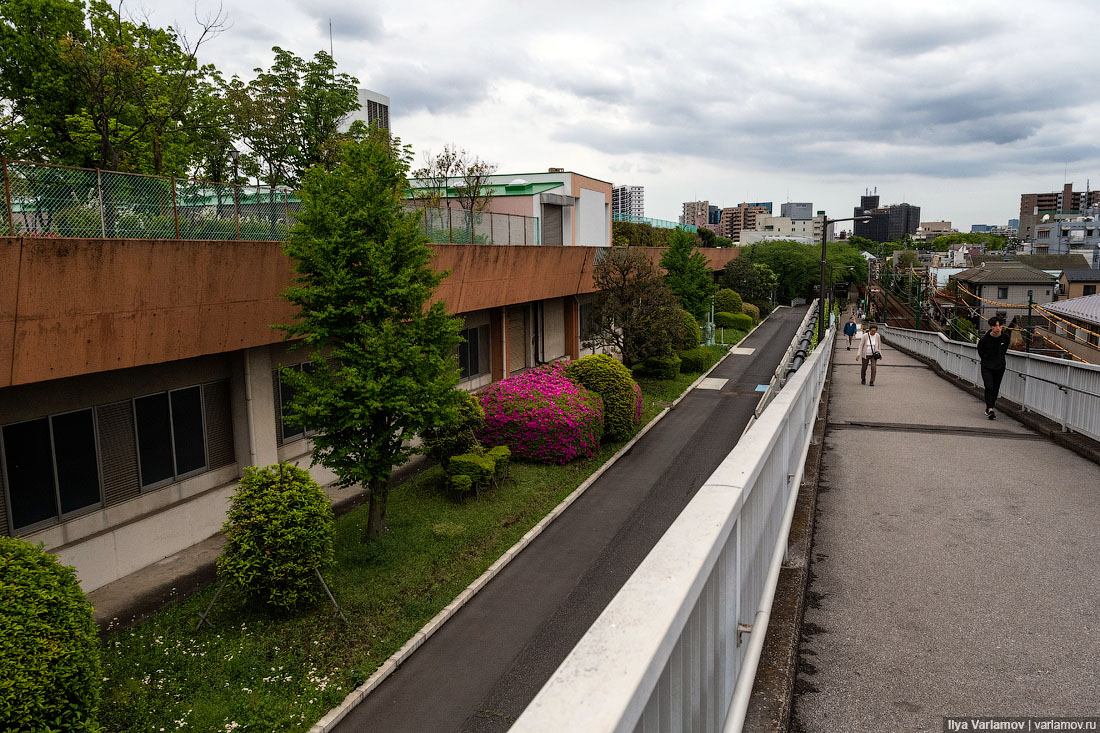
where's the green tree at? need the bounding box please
[896,249,920,268]
[278,128,464,538]
[295,50,360,173]
[722,253,778,303]
[661,227,715,320]
[586,247,681,366]
[0,0,87,162]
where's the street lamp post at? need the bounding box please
[230,149,240,241]
[820,214,872,335]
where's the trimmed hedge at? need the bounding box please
[565,354,643,441]
[446,445,512,493]
[423,389,485,462]
[679,347,711,374]
[217,463,335,611]
[715,289,743,315]
[477,362,604,464]
[631,355,682,380]
[0,537,102,732]
[742,302,760,322]
[714,311,739,328]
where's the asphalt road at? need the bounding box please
[334,305,810,733]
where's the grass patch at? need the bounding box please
[96,370,697,732]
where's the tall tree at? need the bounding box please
[278,128,463,538]
[722,254,778,303]
[295,50,359,173]
[59,1,224,172]
[661,227,716,320]
[0,0,87,162]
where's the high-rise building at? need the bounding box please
[718,203,771,241]
[1018,184,1100,242]
[612,185,645,219]
[780,202,813,220]
[681,200,709,227]
[853,190,920,242]
[708,205,721,225]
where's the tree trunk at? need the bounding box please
[366,476,388,538]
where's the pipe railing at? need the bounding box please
[752,299,819,419]
[512,327,836,733]
[882,326,1100,441]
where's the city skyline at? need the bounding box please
[148,0,1100,231]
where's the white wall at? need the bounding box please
[578,187,609,246]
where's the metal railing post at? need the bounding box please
[171,176,180,238]
[97,169,106,238]
[233,182,241,241]
[2,158,13,235]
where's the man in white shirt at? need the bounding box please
[857,324,881,386]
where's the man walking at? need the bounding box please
[843,317,858,350]
[977,316,1011,419]
[857,324,881,386]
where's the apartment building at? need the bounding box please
[718,203,772,241]
[681,200,709,228]
[612,185,645,219]
[1019,183,1100,243]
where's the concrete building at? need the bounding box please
[341,88,390,131]
[0,209,740,592]
[718,203,771,241]
[916,221,953,242]
[681,200,709,228]
[612,185,645,219]
[780,202,813,220]
[1024,205,1100,263]
[971,224,994,233]
[1018,183,1100,243]
[741,213,824,244]
[407,170,613,247]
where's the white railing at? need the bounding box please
[882,326,1100,441]
[512,328,835,733]
[752,300,819,420]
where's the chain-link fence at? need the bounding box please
[411,206,539,245]
[2,159,536,245]
[2,159,297,241]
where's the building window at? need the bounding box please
[997,287,1008,300]
[580,302,597,342]
[458,325,491,380]
[1085,285,1097,296]
[276,363,320,444]
[1037,229,1050,239]
[2,409,101,532]
[134,386,206,489]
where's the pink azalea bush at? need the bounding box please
[477,362,604,464]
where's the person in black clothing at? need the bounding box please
[977,315,1011,419]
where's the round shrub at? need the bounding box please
[715,289,743,315]
[217,463,335,611]
[679,347,711,374]
[742,302,760,323]
[477,362,604,464]
[716,311,754,331]
[565,354,643,441]
[422,389,485,462]
[0,537,102,731]
[750,299,773,318]
[671,308,701,351]
[631,355,682,380]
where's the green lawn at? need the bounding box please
[97,343,736,732]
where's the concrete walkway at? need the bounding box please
[332,307,810,732]
[793,323,1100,731]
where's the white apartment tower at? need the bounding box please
[612,185,645,219]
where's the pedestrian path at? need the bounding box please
[793,320,1100,731]
[331,307,810,732]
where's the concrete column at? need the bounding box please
[230,346,280,470]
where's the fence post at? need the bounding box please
[233,182,240,241]
[97,169,106,238]
[284,190,290,231]
[170,176,180,238]
[2,158,13,235]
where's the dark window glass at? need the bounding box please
[52,410,101,514]
[279,366,305,441]
[1084,285,1097,296]
[135,393,174,487]
[170,387,206,475]
[477,325,490,375]
[3,418,57,529]
[459,327,479,379]
[997,287,1008,300]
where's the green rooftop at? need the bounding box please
[405,181,564,199]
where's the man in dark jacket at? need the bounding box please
[977,316,1011,419]
[843,317,858,350]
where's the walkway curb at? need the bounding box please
[309,326,767,732]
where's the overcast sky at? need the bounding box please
[153,0,1100,232]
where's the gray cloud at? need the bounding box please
[296,2,385,42]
